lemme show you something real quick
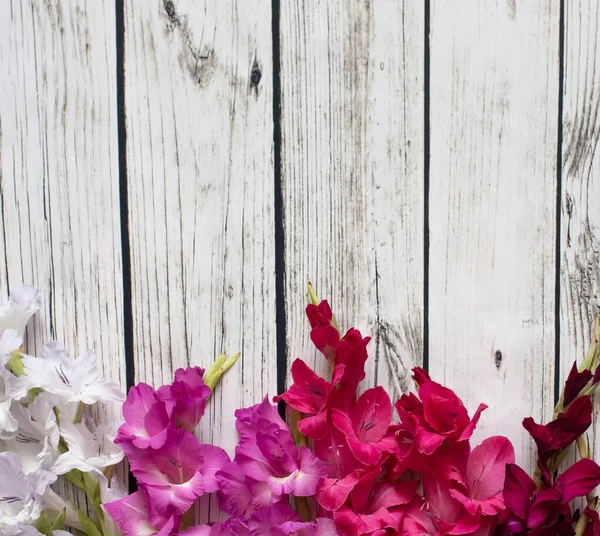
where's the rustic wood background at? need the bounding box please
[1,0,599,522]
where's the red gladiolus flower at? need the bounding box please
[306,301,341,362]
[522,395,593,463]
[395,369,487,455]
[274,358,344,439]
[500,459,600,534]
[563,362,593,407]
[334,329,370,397]
[584,506,600,536]
[314,425,363,511]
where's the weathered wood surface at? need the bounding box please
[428,0,560,470]
[0,0,125,511]
[123,2,277,522]
[2,0,600,526]
[560,0,600,453]
[280,0,425,402]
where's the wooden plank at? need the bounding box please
[123,0,276,520]
[0,0,124,513]
[280,0,425,401]
[560,1,600,449]
[428,0,560,471]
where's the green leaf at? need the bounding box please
[77,510,103,536]
[34,510,52,536]
[64,468,85,489]
[50,508,67,532]
[83,471,102,507]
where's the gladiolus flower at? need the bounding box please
[395,369,486,455]
[233,398,327,501]
[157,366,210,432]
[123,428,229,517]
[104,491,179,536]
[563,362,593,407]
[115,382,173,449]
[330,386,396,466]
[522,395,592,463]
[274,358,344,439]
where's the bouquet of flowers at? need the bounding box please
[4,282,600,536]
[0,285,238,536]
[0,285,125,536]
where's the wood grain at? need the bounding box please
[123,0,276,521]
[0,0,125,514]
[428,0,560,471]
[560,1,600,449]
[280,0,425,401]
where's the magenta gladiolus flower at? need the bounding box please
[157,366,211,432]
[104,491,179,536]
[123,427,230,516]
[115,382,173,449]
[233,398,327,500]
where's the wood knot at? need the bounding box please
[250,60,262,87]
[494,350,503,369]
[164,0,177,21]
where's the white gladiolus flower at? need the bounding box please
[21,343,124,412]
[0,368,30,440]
[98,471,127,505]
[0,329,23,366]
[53,417,123,475]
[1,393,60,474]
[2,527,71,536]
[0,451,56,530]
[0,286,40,337]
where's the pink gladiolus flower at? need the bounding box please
[331,387,396,466]
[115,382,173,449]
[157,366,211,432]
[249,504,337,535]
[313,426,362,511]
[203,505,339,536]
[104,491,179,536]
[123,427,229,517]
[333,480,417,535]
[448,436,515,517]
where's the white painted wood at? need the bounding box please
[280,0,424,402]
[428,0,560,471]
[123,0,276,521]
[0,0,125,514]
[560,1,600,451]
